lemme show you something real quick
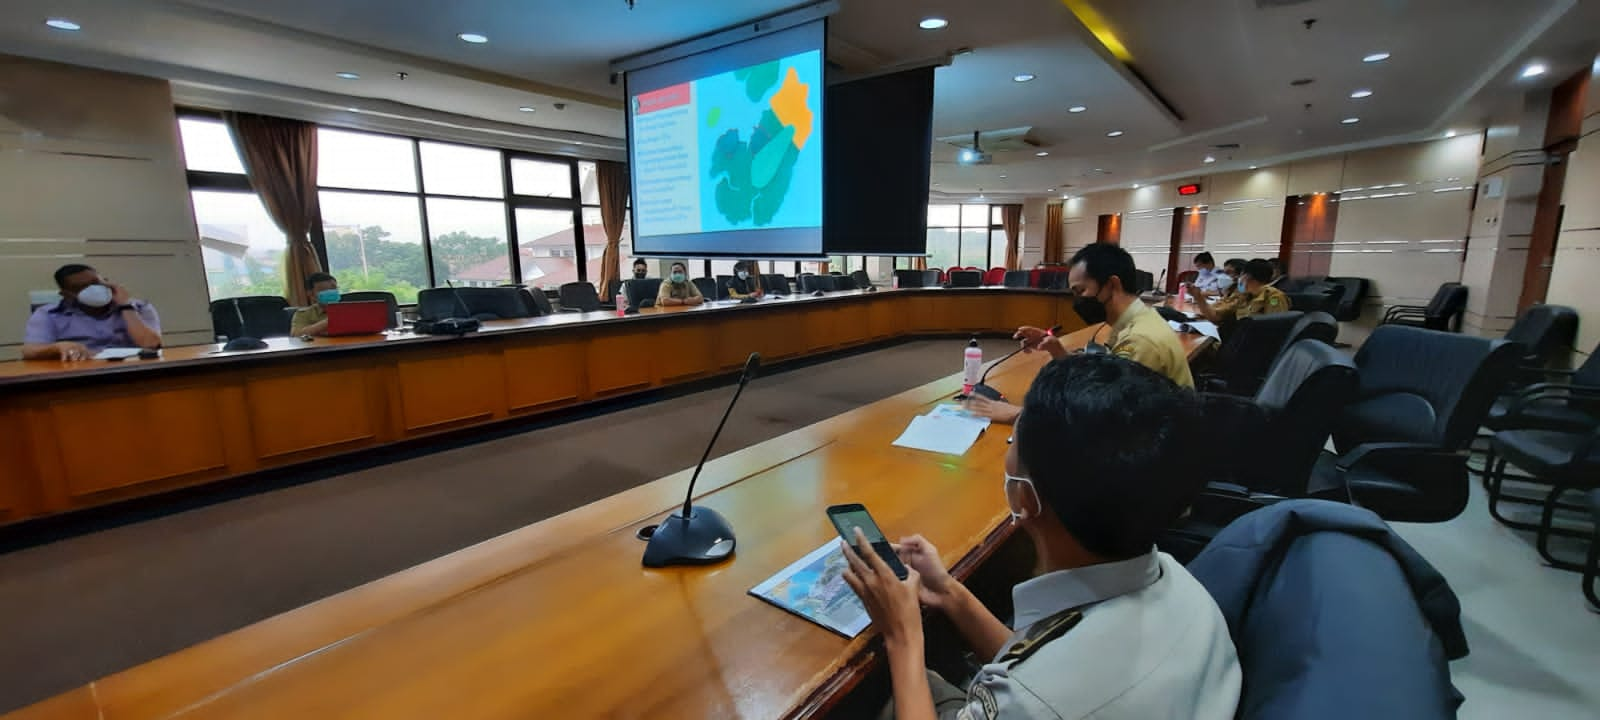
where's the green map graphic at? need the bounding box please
[708,60,812,226]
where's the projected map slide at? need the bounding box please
[631,49,822,244]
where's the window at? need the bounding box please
[926,203,1003,270]
[710,259,739,278]
[178,113,602,303]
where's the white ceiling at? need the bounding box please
[2,0,1598,195]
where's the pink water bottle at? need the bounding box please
[962,337,982,396]
[892,274,900,290]
[616,293,627,316]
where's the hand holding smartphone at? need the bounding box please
[827,503,909,580]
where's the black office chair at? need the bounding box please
[1326,276,1371,323]
[921,269,942,287]
[1284,279,1345,316]
[947,270,982,288]
[624,278,662,309]
[762,274,791,296]
[1002,270,1031,288]
[850,270,873,290]
[417,287,533,321]
[691,277,718,300]
[1382,282,1468,332]
[1308,326,1520,523]
[1486,424,1600,573]
[210,296,291,340]
[713,275,735,300]
[557,282,602,313]
[599,277,623,307]
[1197,312,1306,396]
[1271,311,1339,364]
[1586,489,1600,610]
[1134,269,1155,293]
[834,274,858,291]
[1504,304,1580,375]
[1482,344,1600,527]
[501,285,552,316]
[815,275,839,292]
[894,269,925,288]
[338,291,399,329]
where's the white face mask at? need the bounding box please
[76,283,114,308]
[736,271,749,280]
[1004,472,1042,522]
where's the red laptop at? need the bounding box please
[325,300,390,336]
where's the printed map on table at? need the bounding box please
[750,539,870,638]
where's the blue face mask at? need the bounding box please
[316,288,341,305]
[671,272,686,283]
[1237,277,1247,293]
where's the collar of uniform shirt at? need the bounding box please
[1108,294,1151,339]
[1011,548,1162,630]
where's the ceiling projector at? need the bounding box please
[958,130,992,165]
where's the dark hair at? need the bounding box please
[670,261,688,273]
[1194,252,1215,266]
[1017,354,1203,559]
[53,263,94,289]
[1268,257,1284,275]
[632,259,648,268]
[1223,258,1248,274]
[733,261,749,273]
[304,272,336,290]
[1243,259,1274,283]
[1068,243,1138,295]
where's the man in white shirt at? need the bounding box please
[1191,252,1230,293]
[842,353,1241,720]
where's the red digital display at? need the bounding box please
[1178,183,1202,196]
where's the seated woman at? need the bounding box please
[656,262,705,307]
[726,261,764,299]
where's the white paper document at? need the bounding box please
[928,403,993,430]
[1168,319,1222,342]
[92,348,144,361]
[749,540,870,638]
[892,414,986,455]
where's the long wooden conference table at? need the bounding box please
[6,289,1210,720]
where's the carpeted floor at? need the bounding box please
[0,339,970,714]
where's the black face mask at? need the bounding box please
[633,270,647,279]
[1072,286,1109,325]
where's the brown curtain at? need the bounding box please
[224,112,323,305]
[912,256,927,271]
[1001,204,1023,269]
[1044,202,1065,265]
[595,160,630,300]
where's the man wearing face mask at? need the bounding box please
[22,264,163,361]
[843,354,1241,720]
[289,273,341,337]
[726,260,764,299]
[656,261,705,307]
[632,259,651,281]
[1186,258,1290,326]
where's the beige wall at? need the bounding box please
[1203,167,1289,262]
[0,55,211,360]
[1547,58,1600,359]
[1019,198,1049,267]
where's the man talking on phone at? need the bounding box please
[22,264,162,361]
[842,354,1240,720]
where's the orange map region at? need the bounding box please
[771,66,815,150]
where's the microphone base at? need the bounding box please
[969,383,1004,401]
[641,506,737,568]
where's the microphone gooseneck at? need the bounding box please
[681,352,761,520]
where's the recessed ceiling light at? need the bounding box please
[1445,130,1457,138]
[1249,165,1259,169]
[458,32,489,44]
[44,18,81,31]
[346,107,361,113]
[1341,117,1361,124]
[1047,187,1055,192]
[999,174,1008,178]
[1106,130,1124,137]
[1014,73,1036,83]
[518,106,536,113]
[1363,52,1390,63]
[1203,156,1216,164]
[1350,89,1373,99]
[336,72,360,80]
[1520,62,1548,79]
[919,17,948,30]
[1132,183,1142,189]
[1036,151,1050,157]
[1068,105,1087,113]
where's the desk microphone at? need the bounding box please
[222,298,268,351]
[415,281,481,335]
[967,324,1061,401]
[641,352,760,568]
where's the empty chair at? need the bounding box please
[338,291,400,329]
[947,270,982,288]
[1271,311,1339,367]
[922,269,942,287]
[1503,304,1579,373]
[623,278,662,309]
[1134,269,1156,293]
[714,275,735,300]
[833,274,858,291]
[501,285,551,316]
[850,270,873,290]
[1325,276,1371,322]
[691,277,717,300]
[893,269,925,289]
[210,296,291,340]
[1382,282,1468,332]
[1197,312,1306,396]
[815,274,839,292]
[761,274,791,296]
[983,268,1006,286]
[1003,270,1031,288]
[1187,500,1468,720]
[418,286,534,321]
[557,282,602,312]
[1284,279,1346,316]
[1310,326,1520,522]
[945,265,963,278]
[1176,269,1199,286]
[1482,344,1600,526]
[1486,423,1600,571]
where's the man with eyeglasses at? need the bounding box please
[842,354,1240,720]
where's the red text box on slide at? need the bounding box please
[636,83,691,115]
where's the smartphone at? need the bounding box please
[826,503,909,580]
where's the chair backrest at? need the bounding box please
[815,274,840,292]
[690,277,718,300]
[761,274,790,295]
[833,274,858,291]
[1250,340,1361,494]
[714,275,735,300]
[558,282,602,312]
[503,285,552,316]
[1212,312,1306,396]
[1043,269,1071,290]
[599,277,623,305]
[1134,269,1155,293]
[948,270,982,288]
[1190,501,1466,720]
[922,269,942,287]
[1002,270,1031,288]
[946,265,963,277]
[623,278,662,309]
[1177,270,1199,286]
[1423,283,1468,330]
[850,270,873,290]
[210,296,292,340]
[417,286,534,321]
[1345,325,1520,449]
[892,269,923,288]
[1325,276,1371,321]
[983,268,1006,286]
[1503,303,1579,366]
[338,291,399,328]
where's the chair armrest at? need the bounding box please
[1506,383,1600,415]
[1334,442,1464,472]
[1382,305,1427,323]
